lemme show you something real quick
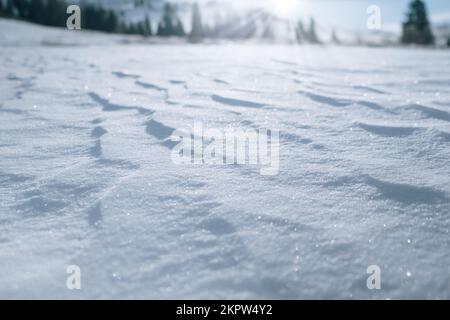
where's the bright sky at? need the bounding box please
[187,0,450,30]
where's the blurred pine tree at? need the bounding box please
[401,0,435,45]
[189,3,203,41]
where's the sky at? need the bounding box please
[188,0,450,30]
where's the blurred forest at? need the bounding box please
[0,0,448,46]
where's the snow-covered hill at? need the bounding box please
[0,19,449,299]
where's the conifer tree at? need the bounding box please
[174,19,185,37]
[6,0,14,16]
[295,20,305,43]
[401,0,435,45]
[331,29,340,44]
[307,17,320,44]
[144,15,152,37]
[157,3,185,37]
[12,0,28,18]
[29,0,45,24]
[189,3,203,40]
[157,3,174,36]
[45,0,66,27]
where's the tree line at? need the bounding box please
[295,18,321,44]
[0,0,324,43]
[0,0,120,32]
[292,0,447,46]
[401,0,435,45]
[0,0,449,46]
[0,0,177,36]
[292,0,448,46]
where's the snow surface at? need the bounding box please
[0,19,449,299]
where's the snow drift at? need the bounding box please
[0,19,449,299]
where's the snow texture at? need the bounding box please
[0,19,449,299]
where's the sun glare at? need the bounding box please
[271,0,301,19]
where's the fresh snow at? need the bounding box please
[0,19,449,299]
